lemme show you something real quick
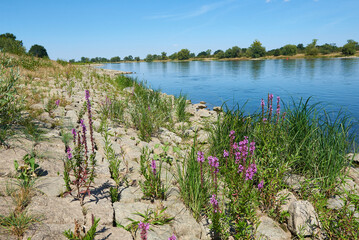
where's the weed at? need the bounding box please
[63,215,100,240]
[0,211,38,238]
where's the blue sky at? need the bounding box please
[1,0,358,60]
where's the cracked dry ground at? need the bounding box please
[0,68,214,240]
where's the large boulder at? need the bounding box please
[287,200,321,237]
[256,215,291,240]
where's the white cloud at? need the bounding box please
[266,0,271,2]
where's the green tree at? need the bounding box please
[110,56,121,62]
[145,54,154,62]
[161,52,168,60]
[135,56,141,61]
[177,49,190,60]
[28,44,49,58]
[0,33,26,55]
[169,52,178,60]
[282,44,297,56]
[247,40,266,58]
[197,51,207,58]
[305,39,319,56]
[342,39,358,56]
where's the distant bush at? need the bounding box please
[0,33,26,55]
[247,40,266,58]
[177,49,190,60]
[282,44,297,56]
[305,39,319,56]
[342,40,358,56]
[28,44,49,58]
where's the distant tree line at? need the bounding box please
[77,39,358,64]
[0,32,49,58]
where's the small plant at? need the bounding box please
[63,90,97,205]
[118,207,174,239]
[14,154,39,188]
[139,147,167,200]
[63,215,100,240]
[175,93,188,122]
[0,211,38,238]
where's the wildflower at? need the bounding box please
[168,234,177,240]
[249,141,255,157]
[263,118,267,122]
[276,96,280,115]
[258,180,264,191]
[245,163,257,180]
[85,90,95,153]
[261,99,265,108]
[269,93,273,102]
[72,128,76,144]
[148,105,151,111]
[197,151,204,163]
[67,147,72,159]
[208,156,219,174]
[229,130,235,139]
[150,159,156,175]
[238,164,244,173]
[223,150,229,158]
[210,194,219,213]
[138,221,150,240]
[55,99,60,106]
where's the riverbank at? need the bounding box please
[1,53,359,239]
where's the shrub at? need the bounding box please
[342,39,358,56]
[282,44,297,56]
[28,44,49,58]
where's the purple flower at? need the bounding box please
[138,221,150,240]
[261,99,265,108]
[269,94,273,102]
[250,141,256,157]
[276,96,281,115]
[55,99,60,106]
[148,105,151,111]
[245,164,257,180]
[168,234,177,240]
[210,194,219,213]
[238,164,244,173]
[208,156,219,174]
[197,151,204,163]
[258,180,264,190]
[150,159,157,175]
[67,147,72,159]
[263,118,267,122]
[229,130,235,139]
[72,128,76,143]
[85,90,90,101]
[223,150,229,158]
[80,119,86,132]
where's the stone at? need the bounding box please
[200,101,206,104]
[113,202,153,227]
[197,109,211,118]
[36,176,66,197]
[347,153,359,164]
[288,200,321,237]
[158,128,182,145]
[256,215,291,240]
[136,225,173,240]
[24,223,72,240]
[326,195,344,210]
[197,130,210,144]
[283,174,306,192]
[123,87,135,94]
[213,106,223,112]
[276,189,297,213]
[193,103,207,109]
[119,186,142,203]
[185,106,196,116]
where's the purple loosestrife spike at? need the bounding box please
[72,128,76,144]
[250,141,256,157]
[168,234,177,240]
[263,118,267,122]
[150,159,157,175]
[261,99,265,108]
[138,221,150,240]
[210,194,219,213]
[238,164,244,173]
[258,180,264,190]
[197,151,204,163]
[223,150,229,158]
[55,99,60,106]
[229,130,235,139]
[67,147,72,159]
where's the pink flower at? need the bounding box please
[67,147,72,159]
[258,180,264,190]
[197,151,204,163]
[223,150,229,158]
[168,234,177,240]
[150,159,157,175]
[138,221,150,240]
[210,194,219,213]
[55,99,60,106]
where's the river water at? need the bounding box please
[100,58,359,135]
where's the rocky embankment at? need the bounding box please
[0,67,359,240]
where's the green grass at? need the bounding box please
[0,211,39,238]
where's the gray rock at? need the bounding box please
[256,215,291,240]
[213,106,223,112]
[347,153,359,164]
[197,109,211,118]
[36,176,66,197]
[193,103,207,109]
[119,186,142,203]
[113,202,152,227]
[283,174,306,192]
[158,128,182,145]
[288,200,321,237]
[197,130,209,144]
[200,101,206,104]
[276,189,297,213]
[327,195,344,210]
